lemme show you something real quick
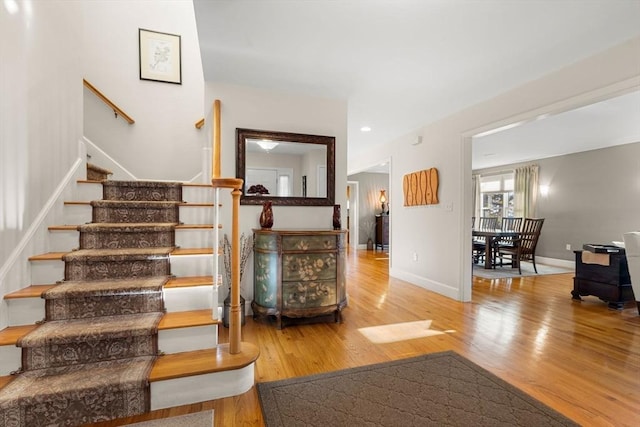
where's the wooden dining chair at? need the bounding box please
[472,217,499,264]
[497,218,545,274]
[492,217,523,265]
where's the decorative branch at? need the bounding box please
[221,233,254,292]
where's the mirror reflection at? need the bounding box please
[245,140,327,198]
[236,128,335,206]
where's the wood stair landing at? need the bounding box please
[150,342,259,382]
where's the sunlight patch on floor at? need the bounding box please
[358,320,450,344]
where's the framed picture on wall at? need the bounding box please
[139,28,182,84]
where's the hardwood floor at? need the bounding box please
[91,249,640,427]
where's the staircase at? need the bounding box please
[0,178,258,426]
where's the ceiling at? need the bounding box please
[473,89,640,170]
[193,0,640,168]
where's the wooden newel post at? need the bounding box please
[229,184,243,354]
[210,96,246,355]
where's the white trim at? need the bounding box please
[390,267,460,300]
[536,256,575,269]
[347,180,359,250]
[150,363,255,410]
[84,136,137,180]
[0,156,83,283]
[188,171,203,183]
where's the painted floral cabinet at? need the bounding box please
[252,229,347,329]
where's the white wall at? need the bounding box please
[82,0,205,181]
[349,37,640,302]
[1,0,84,328]
[204,83,348,299]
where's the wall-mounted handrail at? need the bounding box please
[83,79,135,124]
[195,118,204,129]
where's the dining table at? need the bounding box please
[472,229,520,269]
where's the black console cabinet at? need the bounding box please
[375,215,389,250]
[572,250,634,309]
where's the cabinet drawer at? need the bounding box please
[283,280,337,309]
[282,235,337,251]
[283,253,336,281]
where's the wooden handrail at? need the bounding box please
[195,118,204,129]
[83,79,135,124]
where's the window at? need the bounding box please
[479,172,514,222]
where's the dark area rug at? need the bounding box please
[257,351,578,427]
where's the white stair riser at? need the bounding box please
[164,286,214,312]
[48,231,79,252]
[179,206,214,224]
[158,325,218,354]
[175,229,213,248]
[169,254,213,277]
[75,183,102,200]
[62,204,92,224]
[150,363,255,410]
[30,260,64,284]
[182,186,214,203]
[0,345,21,376]
[6,298,45,326]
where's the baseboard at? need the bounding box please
[536,256,575,269]
[389,267,461,301]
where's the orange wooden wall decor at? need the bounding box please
[403,168,439,206]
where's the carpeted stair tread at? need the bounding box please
[63,247,172,261]
[0,356,153,424]
[18,313,162,347]
[78,223,176,249]
[43,277,168,300]
[102,180,182,202]
[91,200,181,223]
[0,356,153,400]
[63,249,172,281]
[90,200,182,208]
[42,277,167,320]
[78,223,176,232]
[86,163,113,181]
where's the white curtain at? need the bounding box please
[514,164,539,218]
[472,174,481,225]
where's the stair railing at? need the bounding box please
[83,79,135,124]
[210,100,244,354]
